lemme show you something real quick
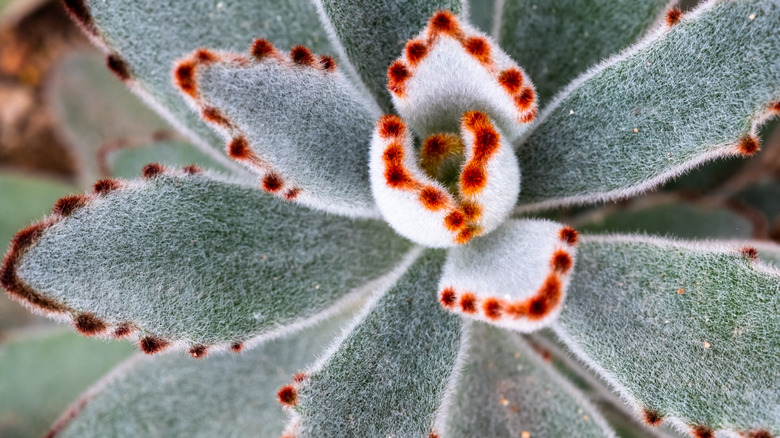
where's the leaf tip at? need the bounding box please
[261,173,284,193]
[483,297,504,320]
[559,226,579,246]
[74,312,108,336]
[139,336,170,355]
[201,106,232,128]
[737,135,761,156]
[93,178,121,195]
[429,10,460,36]
[387,60,411,96]
[189,345,207,358]
[440,286,457,309]
[551,249,573,273]
[747,430,773,438]
[141,163,166,179]
[250,38,276,61]
[740,246,759,260]
[459,292,477,314]
[182,164,203,175]
[419,186,448,211]
[289,46,316,67]
[665,7,683,27]
[692,425,714,438]
[230,342,243,353]
[642,408,663,426]
[528,274,563,320]
[463,36,491,64]
[113,322,133,338]
[227,136,252,161]
[498,68,524,94]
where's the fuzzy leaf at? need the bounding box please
[438,219,578,332]
[179,47,378,216]
[77,0,332,165]
[499,0,672,103]
[0,328,133,438]
[445,323,615,437]
[467,0,497,34]
[734,180,780,224]
[577,200,756,240]
[316,0,463,112]
[555,235,779,437]
[289,250,465,438]
[516,0,780,211]
[4,169,414,353]
[49,315,346,438]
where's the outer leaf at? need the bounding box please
[498,0,673,103]
[75,0,332,164]
[289,250,466,438]
[555,235,779,437]
[2,168,414,354]
[516,0,780,211]
[179,46,378,216]
[467,0,497,34]
[445,322,615,437]
[734,180,780,225]
[316,0,463,112]
[576,199,756,240]
[438,219,578,332]
[49,315,347,438]
[0,328,133,438]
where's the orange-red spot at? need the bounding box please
[251,39,276,60]
[202,106,231,128]
[194,49,218,63]
[290,46,315,66]
[741,246,759,260]
[419,186,447,211]
[455,226,477,244]
[293,372,307,383]
[142,163,165,179]
[528,275,562,320]
[113,323,132,338]
[444,211,465,231]
[139,336,170,355]
[459,292,477,313]
[519,107,538,123]
[106,54,131,81]
[277,385,298,406]
[405,40,428,65]
[462,111,490,130]
[463,36,491,64]
[483,297,503,320]
[472,127,499,162]
[440,287,457,309]
[388,61,411,95]
[461,202,482,221]
[230,342,244,353]
[460,163,487,195]
[665,7,683,26]
[514,88,535,111]
[174,60,197,97]
[559,226,579,245]
[738,135,760,156]
[93,178,120,195]
[748,430,772,438]
[692,425,714,438]
[498,68,523,94]
[53,195,88,217]
[378,115,405,139]
[383,143,405,165]
[772,101,780,113]
[505,301,529,318]
[319,55,336,72]
[429,10,459,35]
[227,137,252,160]
[182,165,202,175]
[643,409,663,426]
[74,313,107,336]
[422,135,448,161]
[284,188,301,200]
[429,433,440,438]
[189,345,207,358]
[262,174,284,193]
[551,250,573,273]
[384,164,414,189]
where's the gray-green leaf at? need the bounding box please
[499,0,672,103]
[516,0,780,210]
[291,250,465,437]
[7,169,413,353]
[445,322,615,438]
[51,315,347,438]
[555,235,779,436]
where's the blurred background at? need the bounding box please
[0,0,777,437]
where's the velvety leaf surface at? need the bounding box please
[445,322,615,438]
[188,50,378,216]
[52,316,346,438]
[577,200,755,239]
[467,0,497,34]
[516,0,780,210]
[8,169,413,352]
[499,0,672,103]
[555,235,779,437]
[291,250,465,438]
[0,328,133,438]
[81,0,332,160]
[734,180,780,225]
[317,0,463,111]
[106,140,225,179]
